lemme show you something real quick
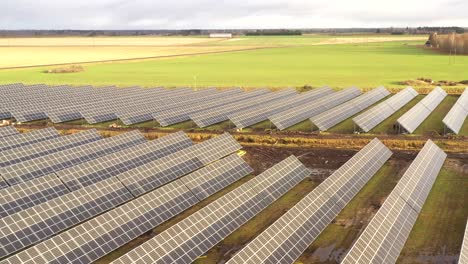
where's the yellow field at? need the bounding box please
[0,37,221,46]
[0,45,263,68]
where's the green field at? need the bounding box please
[1,40,467,89]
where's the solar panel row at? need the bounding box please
[0,131,191,218]
[113,155,311,264]
[0,129,102,168]
[269,87,362,130]
[190,88,298,128]
[117,132,242,197]
[0,126,19,139]
[0,174,70,218]
[353,87,418,132]
[397,87,447,133]
[443,87,468,134]
[0,177,134,258]
[0,128,60,152]
[0,132,241,259]
[229,87,334,129]
[153,88,267,126]
[342,140,447,264]
[227,138,392,264]
[0,130,146,186]
[310,87,390,131]
[57,131,193,191]
[2,154,253,264]
[118,88,219,125]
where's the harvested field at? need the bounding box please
[0,45,266,68]
[0,37,221,46]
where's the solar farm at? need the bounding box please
[0,83,467,135]
[0,80,466,264]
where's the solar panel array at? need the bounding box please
[269,87,362,130]
[0,126,19,138]
[117,132,242,196]
[353,87,418,132]
[113,155,311,264]
[443,87,468,134]
[227,138,392,264]
[0,174,70,218]
[0,132,191,217]
[1,84,329,127]
[56,131,193,191]
[0,129,102,168]
[0,130,146,186]
[397,87,447,133]
[310,87,390,131]
[459,219,468,264]
[0,132,241,259]
[229,87,334,129]
[152,88,249,126]
[190,88,298,128]
[117,88,220,125]
[0,177,134,258]
[342,140,446,264]
[3,154,253,264]
[0,127,60,152]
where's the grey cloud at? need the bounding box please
[0,0,466,29]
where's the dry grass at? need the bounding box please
[46,65,84,73]
[0,37,220,47]
[0,46,263,68]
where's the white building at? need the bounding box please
[209,33,232,38]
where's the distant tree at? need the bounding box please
[376,29,381,33]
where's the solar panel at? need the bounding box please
[310,87,390,131]
[353,87,418,132]
[117,132,242,197]
[0,130,146,186]
[227,138,392,264]
[0,177,8,189]
[113,155,310,264]
[153,89,268,127]
[0,127,60,152]
[0,129,102,168]
[83,88,217,124]
[0,174,69,218]
[0,126,19,139]
[269,87,362,130]
[190,89,298,128]
[397,87,447,133]
[45,86,147,123]
[229,87,334,129]
[57,131,193,191]
[459,219,468,264]
[117,88,220,125]
[2,154,253,264]
[0,177,133,258]
[341,140,446,264]
[152,88,250,126]
[443,88,468,134]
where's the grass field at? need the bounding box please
[0,35,467,89]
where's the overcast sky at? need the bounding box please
[1,0,467,30]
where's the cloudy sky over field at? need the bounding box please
[1,0,467,29]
